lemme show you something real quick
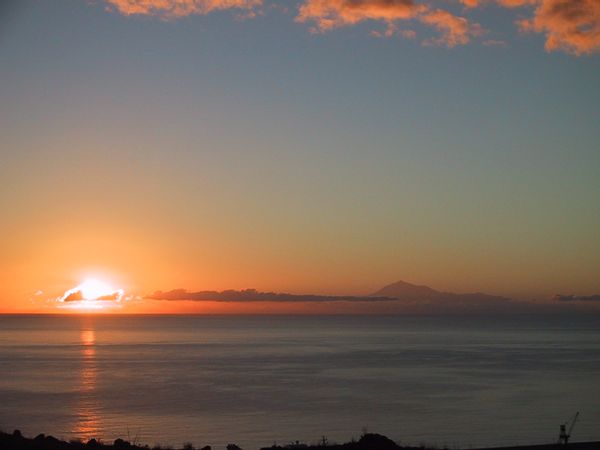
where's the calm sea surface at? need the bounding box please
[1,314,599,449]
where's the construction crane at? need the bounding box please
[558,412,579,444]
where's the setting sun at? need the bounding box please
[58,278,124,311]
[77,279,118,300]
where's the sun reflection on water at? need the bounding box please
[74,327,101,441]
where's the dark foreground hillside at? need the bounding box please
[0,432,412,450]
[1,430,599,450]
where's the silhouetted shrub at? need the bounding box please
[115,438,133,449]
[358,433,399,450]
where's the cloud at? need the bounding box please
[100,0,600,55]
[459,0,481,8]
[148,281,517,307]
[147,288,395,302]
[295,0,425,32]
[497,0,536,6]
[146,282,600,314]
[457,0,536,7]
[104,0,262,18]
[401,28,417,39]
[295,0,485,48]
[462,0,600,54]
[483,38,508,46]
[420,9,484,47]
[60,289,123,302]
[517,0,600,55]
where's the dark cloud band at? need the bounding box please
[147,288,395,303]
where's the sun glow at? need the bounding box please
[59,277,124,311]
[78,279,114,300]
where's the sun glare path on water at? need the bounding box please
[59,278,124,311]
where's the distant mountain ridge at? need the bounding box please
[370,279,515,307]
[371,280,441,299]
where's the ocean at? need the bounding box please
[1,314,599,449]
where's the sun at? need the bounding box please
[58,277,124,311]
[77,278,115,300]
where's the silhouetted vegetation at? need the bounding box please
[2,429,600,450]
[261,433,411,450]
[0,430,203,450]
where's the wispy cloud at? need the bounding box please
[496,0,537,6]
[420,8,484,47]
[295,0,482,47]
[483,39,508,46]
[101,0,600,55]
[459,0,481,8]
[295,0,425,33]
[104,0,262,19]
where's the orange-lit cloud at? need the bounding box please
[458,0,536,6]
[456,0,600,54]
[295,0,600,53]
[104,0,262,18]
[496,0,536,6]
[517,0,600,55]
[295,0,425,32]
[100,0,600,54]
[296,0,483,47]
[420,9,484,47]
[459,0,481,8]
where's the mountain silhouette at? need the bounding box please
[371,280,441,299]
[370,280,517,311]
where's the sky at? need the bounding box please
[0,0,599,313]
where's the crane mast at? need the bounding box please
[558,412,579,445]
